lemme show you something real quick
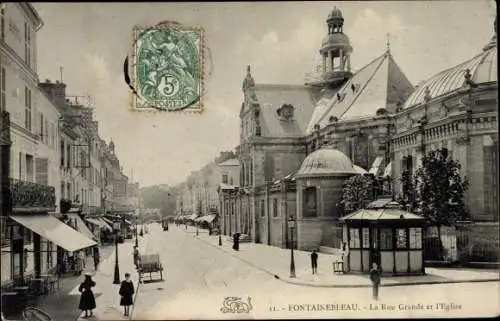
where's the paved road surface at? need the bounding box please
[132,224,500,319]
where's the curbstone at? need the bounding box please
[194,232,500,288]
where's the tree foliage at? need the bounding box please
[397,170,418,212]
[140,185,178,217]
[414,148,470,227]
[340,174,380,214]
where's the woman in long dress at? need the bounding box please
[78,273,96,318]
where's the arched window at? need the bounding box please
[302,187,317,217]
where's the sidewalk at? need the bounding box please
[75,234,151,321]
[189,227,500,288]
[34,246,114,321]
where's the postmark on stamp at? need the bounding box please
[127,21,204,113]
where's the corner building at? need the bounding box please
[220,7,498,255]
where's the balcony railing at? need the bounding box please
[9,178,56,212]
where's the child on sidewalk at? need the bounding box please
[119,273,135,317]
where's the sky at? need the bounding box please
[32,1,496,187]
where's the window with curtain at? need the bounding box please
[260,200,265,217]
[273,198,278,217]
[409,228,422,249]
[24,87,32,131]
[362,228,370,249]
[380,228,392,250]
[349,228,360,248]
[24,22,31,67]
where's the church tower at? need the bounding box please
[317,7,353,88]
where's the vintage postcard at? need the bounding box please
[0,1,498,320]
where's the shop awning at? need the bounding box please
[199,214,217,223]
[10,214,97,252]
[123,219,132,226]
[68,214,96,240]
[97,218,113,231]
[369,156,384,176]
[102,217,114,226]
[85,218,112,231]
[187,214,198,221]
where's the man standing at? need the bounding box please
[369,262,382,300]
[310,250,318,275]
[232,233,240,251]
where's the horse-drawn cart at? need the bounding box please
[137,254,164,282]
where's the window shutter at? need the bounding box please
[35,158,49,185]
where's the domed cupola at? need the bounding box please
[327,7,344,29]
[296,145,358,178]
[319,7,353,86]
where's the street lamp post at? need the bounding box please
[288,216,296,278]
[218,224,222,246]
[113,222,121,284]
[196,222,199,236]
[135,217,139,248]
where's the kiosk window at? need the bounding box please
[396,228,407,249]
[380,228,392,250]
[362,228,370,249]
[409,228,422,249]
[349,228,360,248]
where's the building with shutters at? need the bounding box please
[215,7,497,259]
[0,3,98,288]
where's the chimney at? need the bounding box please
[39,79,67,104]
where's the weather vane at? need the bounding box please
[386,33,391,51]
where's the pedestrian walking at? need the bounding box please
[369,262,382,300]
[341,242,350,272]
[310,250,318,274]
[232,233,240,251]
[119,273,135,317]
[133,246,140,268]
[93,247,100,271]
[78,273,96,318]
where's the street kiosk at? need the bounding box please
[338,199,426,276]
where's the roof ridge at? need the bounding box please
[387,53,414,92]
[337,53,388,120]
[315,51,389,126]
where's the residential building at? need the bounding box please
[0,3,96,288]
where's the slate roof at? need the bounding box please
[306,50,414,134]
[254,84,316,137]
[217,158,239,167]
[403,45,497,109]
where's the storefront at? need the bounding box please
[339,199,426,275]
[8,214,97,280]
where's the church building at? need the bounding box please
[219,7,498,255]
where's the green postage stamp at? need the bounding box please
[129,21,204,112]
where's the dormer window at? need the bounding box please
[277,104,294,121]
[336,92,346,102]
[329,116,338,123]
[314,124,320,131]
[351,84,360,93]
